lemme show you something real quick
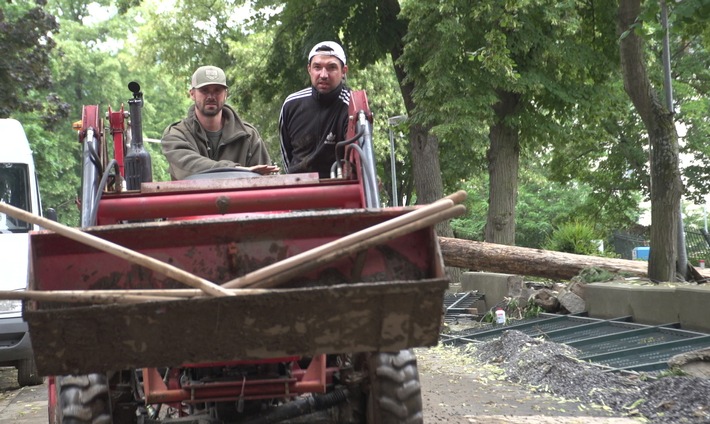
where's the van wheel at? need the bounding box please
[56,374,112,424]
[367,349,423,424]
[17,357,43,386]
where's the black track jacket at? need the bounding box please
[279,83,351,178]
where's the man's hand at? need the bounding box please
[245,164,280,175]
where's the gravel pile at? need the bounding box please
[469,330,710,423]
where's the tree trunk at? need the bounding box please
[388,23,452,239]
[617,0,682,283]
[441,237,647,280]
[408,125,445,202]
[485,90,521,245]
[388,15,459,282]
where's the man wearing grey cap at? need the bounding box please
[279,41,351,178]
[161,65,278,180]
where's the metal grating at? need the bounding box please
[443,291,484,322]
[440,312,710,373]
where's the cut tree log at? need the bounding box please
[439,237,710,282]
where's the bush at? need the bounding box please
[543,221,612,256]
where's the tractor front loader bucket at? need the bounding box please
[25,208,448,376]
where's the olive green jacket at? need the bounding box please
[161,104,272,180]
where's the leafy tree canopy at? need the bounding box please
[0,0,68,126]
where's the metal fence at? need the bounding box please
[613,231,647,260]
[686,227,710,266]
[613,227,710,266]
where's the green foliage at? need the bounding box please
[400,0,619,143]
[672,0,710,35]
[523,298,544,319]
[481,310,494,324]
[398,0,634,245]
[572,267,618,284]
[452,161,641,249]
[5,0,710,249]
[17,116,81,225]
[347,59,411,206]
[543,221,607,256]
[515,167,592,248]
[480,296,542,324]
[0,0,68,125]
[450,217,486,242]
[674,35,710,203]
[657,367,689,378]
[24,0,191,225]
[450,177,488,241]
[134,0,250,78]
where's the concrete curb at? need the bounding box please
[460,272,710,332]
[586,282,710,332]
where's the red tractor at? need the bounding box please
[23,82,459,423]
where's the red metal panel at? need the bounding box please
[107,105,126,178]
[30,209,438,292]
[347,90,372,139]
[143,355,330,404]
[96,183,364,224]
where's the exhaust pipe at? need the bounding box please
[124,81,152,190]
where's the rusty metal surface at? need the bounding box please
[25,279,449,375]
[26,208,448,374]
[29,208,441,293]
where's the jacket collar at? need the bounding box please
[187,104,250,143]
[311,82,344,106]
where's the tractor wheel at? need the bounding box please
[17,357,43,387]
[366,349,423,424]
[55,374,112,424]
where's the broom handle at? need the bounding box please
[0,288,268,304]
[244,205,465,289]
[1,190,466,299]
[0,202,233,297]
[223,191,467,289]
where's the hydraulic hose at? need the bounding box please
[334,127,365,177]
[345,143,379,208]
[87,159,119,227]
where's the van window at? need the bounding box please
[0,163,32,233]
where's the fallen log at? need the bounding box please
[439,237,710,282]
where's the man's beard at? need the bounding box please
[199,102,220,117]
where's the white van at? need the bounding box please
[0,119,44,386]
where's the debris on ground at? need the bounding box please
[467,330,710,423]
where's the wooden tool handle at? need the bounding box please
[246,205,466,289]
[0,202,233,297]
[222,193,467,289]
[0,288,268,304]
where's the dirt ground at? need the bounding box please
[0,367,46,424]
[421,330,710,423]
[417,345,638,423]
[1,334,708,423]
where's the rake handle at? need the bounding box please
[0,202,233,297]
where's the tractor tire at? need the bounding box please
[55,374,112,424]
[367,349,423,424]
[17,357,43,387]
